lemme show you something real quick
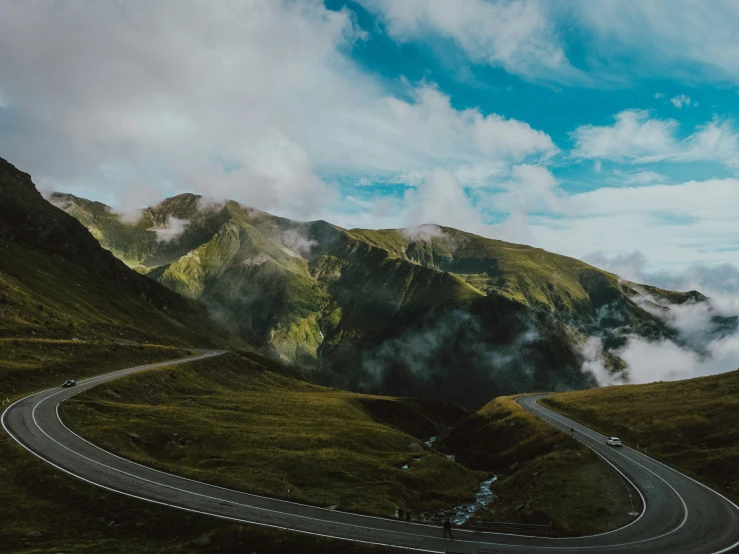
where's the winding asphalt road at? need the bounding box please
[3,350,739,553]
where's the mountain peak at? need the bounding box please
[0,156,35,193]
[152,193,205,219]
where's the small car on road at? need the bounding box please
[606,437,622,447]
[62,379,77,388]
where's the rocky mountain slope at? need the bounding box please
[52,191,711,406]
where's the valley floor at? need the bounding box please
[440,395,636,535]
[1,343,640,552]
[60,352,486,518]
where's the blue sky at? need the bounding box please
[326,0,739,187]
[3,0,739,286]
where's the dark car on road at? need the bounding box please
[62,379,77,388]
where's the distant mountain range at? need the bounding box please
[48,189,723,406]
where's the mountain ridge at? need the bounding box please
[51,190,709,406]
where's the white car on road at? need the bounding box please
[606,437,622,447]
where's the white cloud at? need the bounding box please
[566,178,731,220]
[398,163,562,247]
[571,110,677,161]
[525,176,739,270]
[613,293,739,384]
[578,255,739,385]
[613,170,666,186]
[149,216,189,242]
[361,2,739,87]
[405,170,484,231]
[365,1,739,88]
[495,164,560,214]
[361,0,573,80]
[571,110,739,168]
[614,335,739,384]
[583,250,739,297]
[582,251,649,281]
[331,164,563,246]
[580,337,624,386]
[623,170,665,185]
[670,94,692,108]
[401,224,449,243]
[593,160,602,173]
[0,0,356,217]
[571,1,739,84]
[654,93,665,99]
[0,1,557,221]
[342,84,558,182]
[681,118,739,167]
[278,229,318,258]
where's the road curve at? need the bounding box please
[3,352,739,553]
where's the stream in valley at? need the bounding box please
[450,476,497,525]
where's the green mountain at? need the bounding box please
[0,157,216,347]
[52,191,700,406]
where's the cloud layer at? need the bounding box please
[571,110,739,167]
[0,0,556,223]
[572,0,739,83]
[579,251,739,384]
[362,0,571,80]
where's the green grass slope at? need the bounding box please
[541,370,739,504]
[0,157,219,350]
[0,339,193,398]
[349,227,603,312]
[439,395,636,535]
[61,352,487,518]
[52,193,333,361]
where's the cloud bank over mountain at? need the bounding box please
[582,251,739,385]
[3,1,739,287]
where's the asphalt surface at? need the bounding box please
[3,350,739,553]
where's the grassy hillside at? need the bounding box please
[0,352,397,554]
[541,370,739,504]
[349,227,610,313]
[0,339,194,398]
[61,352,486,517]
[1,430,396,554]
[54,190,706,406]
[0,157,219,349]
[439,395,636,535]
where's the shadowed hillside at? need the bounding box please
[0,157,220,349]
[438,395,635,535]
